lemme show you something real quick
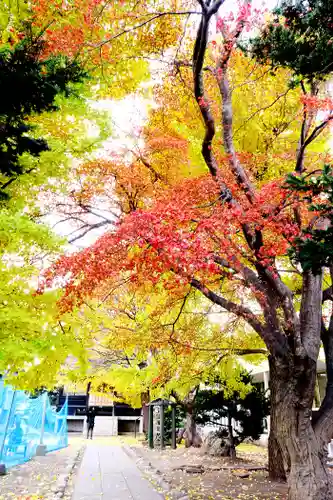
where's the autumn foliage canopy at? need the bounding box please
[41,165,332,315]
[28,0,333,496]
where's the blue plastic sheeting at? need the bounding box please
[0,381,68,469]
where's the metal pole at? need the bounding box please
[0,390,17,475]
[148,405,154,449]
[171,405,177,450]
[64,396,69,447]
[86,382,91,415]
[160,404,164,450]
[40,392,48,445]
[36,392,48,456]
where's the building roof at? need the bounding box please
[147,398,174,406]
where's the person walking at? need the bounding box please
[86,407,96,439]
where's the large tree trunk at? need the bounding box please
[268,426,286,481]
[268,357,287,481]
[226,409,236,460]
[271,355,332,500]
[184,406,202,448]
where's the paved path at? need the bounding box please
[72,442,163,500]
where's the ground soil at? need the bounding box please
[131,442,288,499]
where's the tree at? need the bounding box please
[61,280,266,446]
[195,374,269,458]
[2,0,192,101]
[43,1,333,498]
[249,0,333,81]
[0,31,109,387]
[246,0,333,487]
[0,213,89,388]
[0,38,86,195]
[55,47,308,246]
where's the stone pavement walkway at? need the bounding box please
[72,441,164,500]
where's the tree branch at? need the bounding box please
[88,11,202,50]
[303,115,333,148]
[192,1,232,203]
[299,270,323,361]
[232,89,292,139]
[214,22,256,203]
[68,220,111,243]
[190,278,287,356]
[190,278,263,331]
[193,16,219,178]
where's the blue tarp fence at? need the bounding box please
[0,381,68,469]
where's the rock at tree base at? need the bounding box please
[202,430,234,457]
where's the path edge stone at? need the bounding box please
[52,442,86,499]
[122,445,189,500]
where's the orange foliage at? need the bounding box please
[40,171,319,312]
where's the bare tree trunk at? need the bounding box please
[272,356,332,500]
[177,427,185,444]
[171,388,202,448]
[269,357,287,481]
[141,392,150,434]
[226,409,236,460]
[268,427,286,481]
[184,406,202,448]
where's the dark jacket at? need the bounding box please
[87,411,96,427]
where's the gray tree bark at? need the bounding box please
[268,356,287,481]
[184,407,202,448]
[271,355,332,500]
